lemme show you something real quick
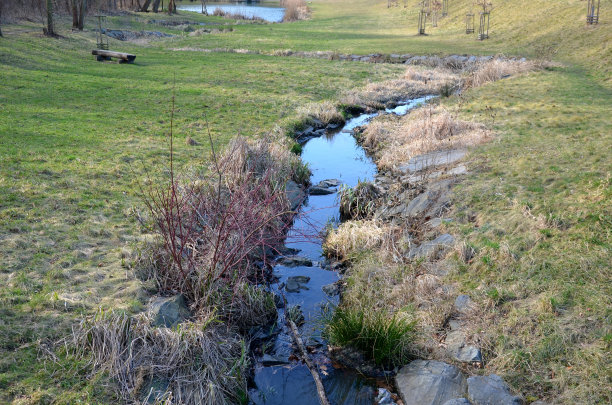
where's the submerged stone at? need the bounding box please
[308,185,336,195]
[278,255,313,267]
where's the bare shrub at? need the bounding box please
[281,0,310,22]
[140,123,305,310]
[73,310,247,405]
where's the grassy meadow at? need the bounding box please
[0,0,610,403]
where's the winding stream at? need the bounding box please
[249,96,432,404]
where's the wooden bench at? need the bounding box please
[92,49,136,63]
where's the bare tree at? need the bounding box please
[0,3,4,38]
[167,0,175,15]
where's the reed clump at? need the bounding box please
[463,58,542,88]
[281,0,310,22]
[324,220,386,260]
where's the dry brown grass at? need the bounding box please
[296,101,344,126]
[217,135,308,186]
[464,58,541,89]
[324,220,386,260]
[361,106,491,170]
[341,67,459,109]
[281,0,310,22]
[72,310,247,405]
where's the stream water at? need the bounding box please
[249,96,432,404]
[177,2,285,22]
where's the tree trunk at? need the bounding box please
[167,0,175,14]
[45,0,55,36]
[152,0,161,13]
[0,6,3,38]
[140,0,152,11]
[77,0,85,30]
[72,0,78,29]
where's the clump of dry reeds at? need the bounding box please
[361,106,490,170]
[341,67,460,110]
[72,310,247,405]
[337,181,380,221]
[281,0,310,22]
[324,220,386,260]
[464,58,539,89]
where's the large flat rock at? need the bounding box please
[467,375,523,405]
[377,179,453,220]
[395,360,467,405]
[399,149,467,174]
[408,233,455,259]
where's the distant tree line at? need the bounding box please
[0,0,178,37]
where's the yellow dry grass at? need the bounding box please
[324,220,386,260]
[464,58,544,89]
[363,106,491,170]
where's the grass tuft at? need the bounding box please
[72,310,248,405]
[326,306,416,367]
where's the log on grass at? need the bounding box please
[92,49,136,63]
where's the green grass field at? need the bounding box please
[0,0,610,403]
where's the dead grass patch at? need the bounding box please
[464,58,542,89]
[324,220,386,260]
[362,106,490,170]
[72,310,247,405]
[341,71,457,110]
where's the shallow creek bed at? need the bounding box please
[248,97,432,404]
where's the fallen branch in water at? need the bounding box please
[287,318,330,405]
